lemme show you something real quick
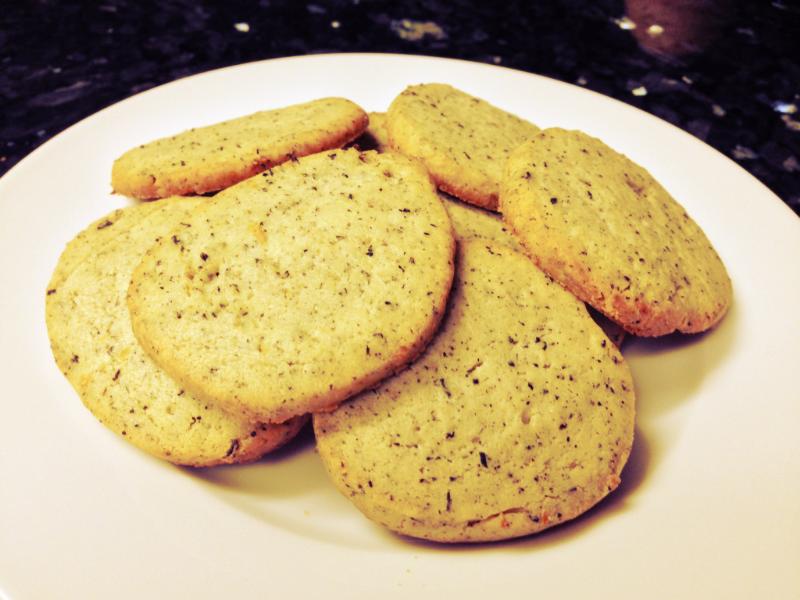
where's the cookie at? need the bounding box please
[443,194,626,347]
[111,97,368,199]
[46,198,306,467]
[500,128,732,336]
[351,112,393,153]
[386,83,540,211]
[314,240,635,543]
[128,149,456,424]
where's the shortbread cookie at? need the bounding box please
[111,97,368,199]
[352,112,393,153]
[46,198,306,467]
[501,128,732,336]
[128,149,456,424]
[314,240,635,543]
[443,194,626,347]
[386,83,540,210]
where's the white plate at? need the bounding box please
[1,54,798,600]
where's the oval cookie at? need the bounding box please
[500,128,732,336]
[111,97,368,199]
[314,240,635,543]
[128,149,456,424]
[386,83,540,211]
[46,198,306,467]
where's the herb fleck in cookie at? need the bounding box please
[111,97,368,199]
[46,198,306,467]
[314,240,635,543]
[501,128,732,336]
[386,83,540,211]
[128,149,456,424]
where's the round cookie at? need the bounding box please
[314,240,635,543]
[500,128,732,336]
[386,83,541,211]
[46,198,306,467]
[128,149,456,424]
[111,97,368,199]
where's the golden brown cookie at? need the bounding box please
[501,128,732,336]
[111,97,368,199]
[46,198,306,467]
[386,83,540,211]
[128,149,456,424]
[314,240,635,543]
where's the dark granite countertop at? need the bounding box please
[2,0,798,214]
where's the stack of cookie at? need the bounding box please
[46,84,731,542]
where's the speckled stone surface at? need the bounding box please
[1,0,798,213]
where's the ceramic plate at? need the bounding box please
[1,54,798,600]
